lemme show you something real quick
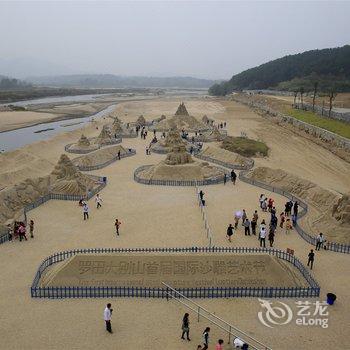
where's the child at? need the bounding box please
[285,218,292,234]
[279,212,285,228]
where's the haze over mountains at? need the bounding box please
[26,74,216,89]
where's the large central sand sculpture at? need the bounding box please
[40,253,307,288]
[136,144,225,182]
[66,134,99,153]
[153,102,209,132]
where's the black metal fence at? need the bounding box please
[133,165,229,187]
[75,149,136,171]
[31,246,320,299]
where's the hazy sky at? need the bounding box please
[0,1,349,79]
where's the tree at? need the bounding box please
[299,87,305,108]
[328,90,337,117]
[312,82,318,111]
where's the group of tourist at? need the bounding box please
[7,219,34,242]
[181,313,248,349]
[225,193,326,269]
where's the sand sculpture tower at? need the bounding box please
[77,134,91,147]
[175,102,189,116]
[164,144,194,165]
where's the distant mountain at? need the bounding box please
[26,74,216,89]
[209,45,350,95]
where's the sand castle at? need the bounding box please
[151,128,196,154]
[111,118,123,134]
[93,125,115,146]
[136,144,225,183]
[153,102,209,132]
[72,145,129,169]
[136,115,146,126]
[193,127,225,142]
[65,134,99,153]
[0,154,101,226]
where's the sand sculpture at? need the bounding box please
[111,118,123,134]
[0,154,100,226]
[151,128,195,154]
[40,253,307,288]
[246,166,350,244]
[194,127,224,142]
[72,145,129,168]
[94,125,115,146]
[154,102,209,132]
[66,134,99,153]
[136,115,146,126]
[136,144,225,182]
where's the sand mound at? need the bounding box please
[50,154,97,195]
[94,125,114,145]
[40,253,307,288]
[136,115,146,126]
[199,146,251,167]
[0,176,50,224]
[332,195,350,225]
[72,145,128,167]
[155,102,208,132]
[164,145,194,165]
[195,127,225,142]
[246,166,350,244]
[77,134,90,147]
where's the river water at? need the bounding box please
[0,104,116,152]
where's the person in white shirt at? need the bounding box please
[259,220,266,248]
[104,303,113,333]
[233,337,249,349]
[83,203,89,220]
[315,232,324,250]
[95,194,103,209]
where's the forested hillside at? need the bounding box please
[209,45,350,95]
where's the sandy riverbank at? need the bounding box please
[0,96,349,350]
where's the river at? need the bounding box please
[0,104,116,152]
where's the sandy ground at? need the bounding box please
[0,97,349,350]
[0,111,63,132]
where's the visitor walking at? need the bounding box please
[202,327,210,350]
[243,218,250,236]
[7,224,13,242]
[293,201,299,217]
[29,220,34,238]
[241,209,247,225]
[223,173,227,185]
[83,203,89,220]
[115,219,121,236]
[259,194,265,209]
[199,190,205,206]
[280,212,285,228]
[268,225,275,247]
[181,313,190,341]
[231,170,237,185]
[259,220,266,247]
[316,233,324,250]
[261,198,267,212]
[307,249,315,269]
[117,150,121,160]
[234,214,240,229]
[215,339,224,350]
[18,223,27,241]
[270,213,278,230]
[251,210,258,235]
[95,194,103,209]
[104,303,113,333]
[226,224,234,242]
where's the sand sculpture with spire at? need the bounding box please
[153,102,210,132]
[65,134,99,153]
